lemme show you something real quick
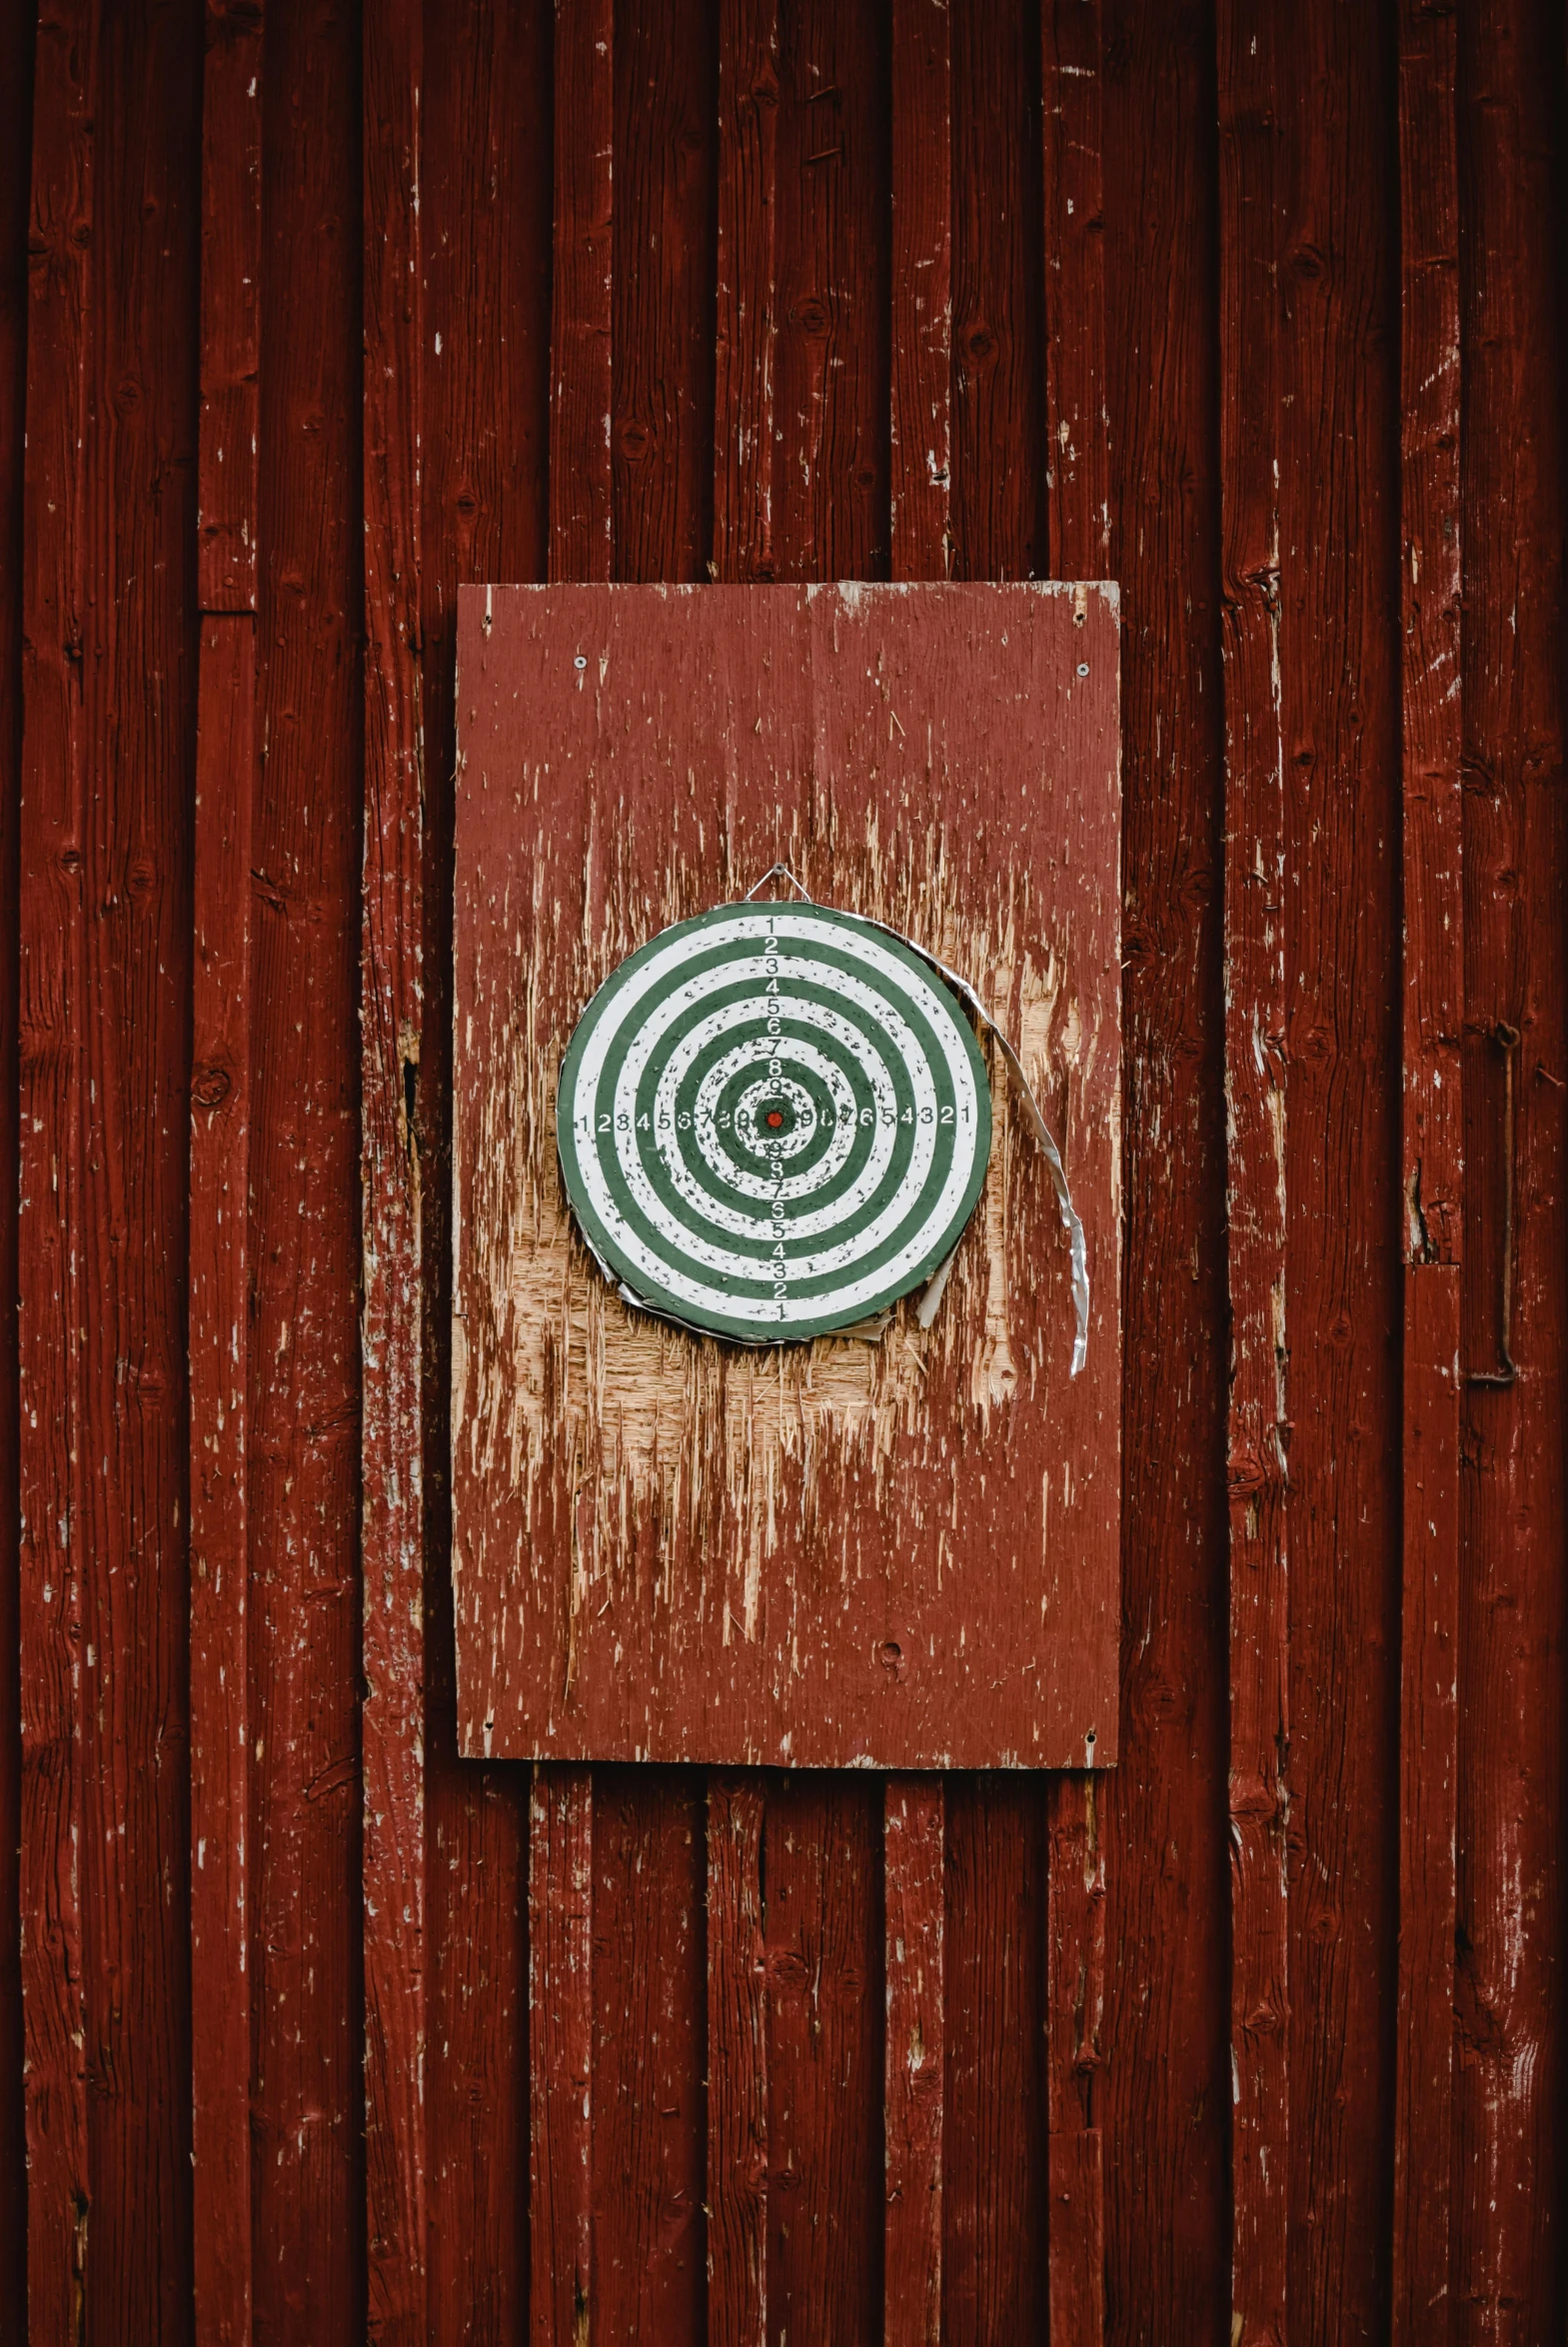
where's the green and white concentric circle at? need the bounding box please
[557,903,992,1342]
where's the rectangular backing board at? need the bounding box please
[452,583,1120,1767]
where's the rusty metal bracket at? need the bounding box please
[1467,1019,1521,1388]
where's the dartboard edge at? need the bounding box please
[556,902,993,1344]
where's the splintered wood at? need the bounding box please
[452,582,1120,1766]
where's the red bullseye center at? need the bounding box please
[767,1110,784,1128]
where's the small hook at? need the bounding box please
[744,861,814,904]
[1467,1019,1521,1389]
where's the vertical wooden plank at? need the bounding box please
[713,0,779,581]
[708,1777,767,2347]
[882,1781,943,2347]
[1097,2,1231,2335]
[530,1768,594,2347]
[1453,0,1568,2327]
[198,0,263,616]
[711,4,891,2332]
[950,0,1044,582]
[362,0,427,2336]
[29,1,204,2327]
[596,16,717,2342]
[1041,0,1109,580]
[422,0,552,2331]
[765,1778,882,2347]
[592,1775,706,2344]
[716,0,887,585]
[1275,6,1402,2334]
[888,0,951,582]
[534,15,610,2331]
[250,0,366,2330]
[942,11,1047,2335]
[1044,1779,1105,2347]
[1215,5,1287,2341]
[885,19,948,2334]
[1040,11,1109,2341]
[611,0,720,585]
[550,0,614,583]
[1391,3,1462,2337]
[190,10,262,2342]
[17,5,95,2325]
[0,3,37,2331]
[943,1779,1048,2344]
[189,615,257,2347]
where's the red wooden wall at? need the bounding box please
[0,1,1564,2341]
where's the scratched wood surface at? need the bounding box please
[0,2,34,2333]
[451,582,1122,1769]
[4,0,1568,2338]
[1216,6,1288,2338]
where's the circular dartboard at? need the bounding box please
[557,902,992,1343]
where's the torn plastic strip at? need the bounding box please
[856,914,1090,1378]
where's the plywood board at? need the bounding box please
[451,582,1120,1766]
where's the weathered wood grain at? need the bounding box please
[708,1776,768,2347]
[612,0,718,586]
[1391,2,1462,2336]
[189,614,256,2347]
[250,0,366,2330]
[197,0,262,614]
[713,20,894,2330]
[884,30,949,2317]
[1275,4,1402,2331]
[420,2,552,2331]
[1045,1778,1105,2346]
[6,5,1568,2335]
[1453,0,1568,2326]
[23,3,203,2334]
[78,12,204,2318]
[1040,12,1110,2336]
[1096,3,1231,2335]
[0,1,36,2328]
[17,8,96,2324]
[536,20,614,2330]
[764,1776,882,2347]
[889,0,951,582]
[600,25,718,2340]
[529,1768,594,2347]
[713,0,781,583]
[950,0,1044,582]
[362,0,428,2337]
[190,14,262,2343]
[592,1772,706,2341]
[1041,0,1109,581]
[550,0,613,584]
[944,1777,1048,2342]
[1215,6,1288,2338]
[883,1778,943,2347]
[452,582,1121,1768]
